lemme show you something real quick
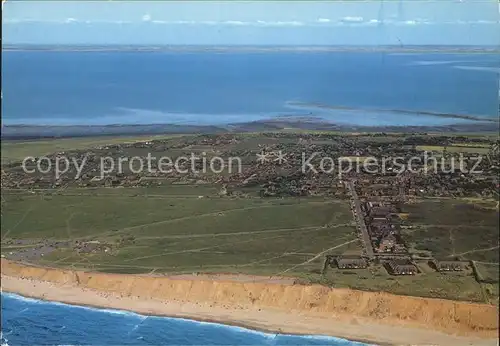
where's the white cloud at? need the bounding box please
[476,20,497,24]
[224,21,247,26]
[172,20,196,25]
[256,20,304,26]
[391,18,433,26]
[340,16,364,23]
[281,21,303,26]
[442,20,498,25]
[9,17,496,27]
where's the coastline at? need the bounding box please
[1,289,378,346]
[2,121,499,141]
[4,45,500,54]
[1,260,498,346]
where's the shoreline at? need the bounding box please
[4,45,500,54]
[1,260,498,346]
[1,277,383,345]
[1,290,379,346]
[2,122,499,141]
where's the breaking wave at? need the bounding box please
[1,293,368,345]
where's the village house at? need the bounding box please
[384,259,418,275]
[368,220,393,237]
[431,260,467,272]
[364,201,384,210]
[376,234,397,253]
[334,257,368,269]
[368,206,396,219]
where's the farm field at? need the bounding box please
[415,144,491,154]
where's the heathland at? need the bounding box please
[2,131,498,305]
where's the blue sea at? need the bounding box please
[2,49,499,127]
[1,293,369,346]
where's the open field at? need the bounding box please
[2,187,497,302]
[475,262,500,305]
[451,142,491,148]
[1,134,186,164]
[1,186,358,277]
[401,199,499,262]
[1,132,499,303]
[415,145,491,154]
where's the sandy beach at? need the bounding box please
[1,260,498,346]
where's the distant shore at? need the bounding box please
[2,121,499,140]
[1,260,498,346]
[4,45,500,54]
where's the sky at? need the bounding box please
[2,1,500,45]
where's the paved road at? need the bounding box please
[347,181,374,259]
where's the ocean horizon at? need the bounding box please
[2,49,499,128]
[1,292,370,346]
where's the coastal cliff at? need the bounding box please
[1,259,498,340]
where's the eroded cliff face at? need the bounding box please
[1,259,498,338]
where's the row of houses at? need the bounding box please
[430,260,468,272]
[384,259,418,275]
[327,256,468,275]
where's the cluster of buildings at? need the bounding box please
[2,133,496,280]
[327,256,368,270]
[2,134,498,200]
[344,184,421,275]
[326,255,422,276]
[362,201,407,255]
[384,259,419,275]
[338,173,479,276]
[430,260,468,272]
